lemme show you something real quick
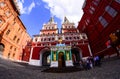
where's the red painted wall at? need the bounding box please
[22,46,31,61]
[32,47,43,59]
[78,44,90,57]
[78,0,120,57]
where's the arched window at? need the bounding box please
[66,37,68,40]
[82,36,86,39]
[14,48,16,51]
[48,38,50,41]
[77,37,80,39]
[6,30,10,35]
[41,38,43,41]
[65,26,67,28]
[44,38,46,41]
[52,27,54,29]
[52,38,54,41]
[74,37,76,40]
[8,53,10,58]
[17,38,20,43]
[35,38,37,42]
[13,36,17,41]
[13,53,15,57]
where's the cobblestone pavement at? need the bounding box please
[0,57,120,79]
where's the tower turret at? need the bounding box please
[49,17,54,23]
[64,16,69,23]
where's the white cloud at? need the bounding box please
[42,0,85,26]
[28,2,35,14]
[17,0,35,14]
[21,0,24,3]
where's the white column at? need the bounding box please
[62,34,65,40]
[88,44,93,56]
[29,47,34,62]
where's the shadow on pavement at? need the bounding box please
[41,67,82,73]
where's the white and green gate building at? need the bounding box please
[50,43,73,67]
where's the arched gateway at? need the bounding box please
[29,44,83,67]
[40,48,51,66]
[28,17,91,67]
[50,43,73,67]
[71,47,82,66]
[0,43,5,57]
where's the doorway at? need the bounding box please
[42,51,50,66]
[71,48,82,66]
[58,52,65,68]
[0,43,5,55]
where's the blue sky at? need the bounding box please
[17,0,85,37]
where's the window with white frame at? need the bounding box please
[90,6,95,11]
[115,0,120,4]
[35,38,37,42]
[99,16,108,27]
[0,2,5,8]
[5,10,11,17]
[105,6,118,17]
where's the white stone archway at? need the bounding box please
[39,48,50,66]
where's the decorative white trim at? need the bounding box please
[66,60,73,66]
[104,55,110,59]
[110,53,117,57]
[88,44,93,56]
[29,59,40,66]
[29,47,34,62]
[50,61,58,67]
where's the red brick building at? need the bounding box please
[0,0,31,61]
[23,17,92,66]
[78,0,120,57]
